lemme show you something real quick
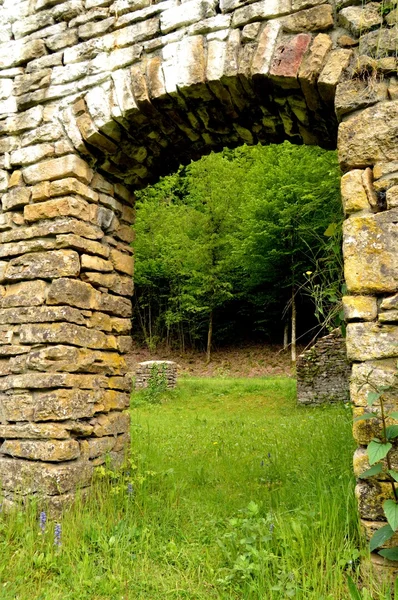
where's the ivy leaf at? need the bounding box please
[354,413,377,422]
[383,500,398,531]
[370,524,395,552]
[388,470,398,483]
[368,441,392,465]
[368,391,382,406]
[378,547,398,561]
[359,464,383,479]
[386,425,398,440]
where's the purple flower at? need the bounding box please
[39,511,47,533]
[54,523,61,547]
[127,483,134,496]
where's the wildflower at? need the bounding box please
[39,511,47,533]
[267,452,271,459]
[54,523,61,547]
[305,271,312,275]
[127,483,134,496]
[269,523,275,533]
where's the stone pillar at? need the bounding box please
[135,360,178,390]
[339,99,398,569]
[0,142,134,511]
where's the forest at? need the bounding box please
[133,141,344,360]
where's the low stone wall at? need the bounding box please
[135,360,177,389]
[296,330,350,405]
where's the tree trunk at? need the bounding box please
[291,287,296,364]
[206,310,213,364]
[283,322,289,350]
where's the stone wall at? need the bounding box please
[135,360,177,389]
[0,0,398,560]
[296,330,350,405]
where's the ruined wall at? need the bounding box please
[0,0,398,554]
[296,330,350,406]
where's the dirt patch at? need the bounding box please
[126,343,297,378]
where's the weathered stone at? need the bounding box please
[1,439,80,462]
[0,422,74,440]
[386,185,398,210]
[339,101,398,171]
[282,5,333,33]
[81,271,134,296]
[335,79,388,120]
[4,250,80,281]
[82,436,115,459]
[19,322,117,350]
[0,218,103,244]
[356,481,397,522]
[346,323,398,361]
[0,457,93,495]
[47,277,100,309]
[81,254,113,272]
[379,310,398,323]
[0,389,99,421]
[0,238,58,259]
[343,210,398,294]
[1,280,48,307]
[270,34,311,86]
[22,155,93,185]
[0,39,46,70]
[49,177,99,202]
[340,169,371,215]
[0,305,85,325]
[342,295,377,321]
[381,294,398,311]
[110,248,134,275]
[231,0,290,26]
[24,197,95,223]
[91,410,130,437]
[2,187,31,211]
[318,49,352,104]
[359,26,398,57]
[339,3,382,37]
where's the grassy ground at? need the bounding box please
[0,377,384,599]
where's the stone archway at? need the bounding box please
[0,0,398,564]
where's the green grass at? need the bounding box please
[0,377,387,599]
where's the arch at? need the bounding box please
[0,0,398,571]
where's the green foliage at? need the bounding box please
[133,142,342,350]
[143,363,168,404]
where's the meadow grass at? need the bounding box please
[0,376,387,599]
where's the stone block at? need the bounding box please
[22,155,93,185]
[356,481,397,521]
[346,323,398,361]
[4,250,80,282]
[49,177,99,202]
[318,49,352,104]
[0,388,99,421]
[339,3,382,37]
[231,0,290,26]
[79,271,134,297]
[0,422,74,440]
[82,436,115,459]
[55,234,110,258]
[335,79,388,120]
[91,410,130,437]
[17,345,126,375]
[342,295,377,321]
[0,39,46,70]
[0,238,58,260]
[0,457,93,495]
[2,187,31,211]
[0,305,85,325]
[47,277,101,309]
[282,5,333,33]
[270,34,311,86]
[110,249,134,275]
[24,196,94,223]
[19,322,118,350]
[98,292,132,317]
[161,0,216,33]
[1,440,80,462]
[251,20,281,77]
[1,280,48,308]
[340,169,371,214]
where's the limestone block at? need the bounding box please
[251,20,281,77]
[340,170,371,214]
[346,323,398,361]
[81,271,134,297]
[354,446,398,481]
[339,101,398,171]
[282,5,333,33]
[0,305,85,325]
[91,410,130,437]
[0,213,13,232]
[0,218,103,245]
[298,33,332,109]
[8,171,23,188]
[379,311,398,323]
[0,372,118,392]
[0,389,99,421]
[356,481,397,521]
[0,422,74,440]
[0,106,43,136]
[2,280,48,308]
[359,26,398,57]
[118,336,132,353]
[98,292,132,317]
[361,520,398,549]
[0,39,46,70]
[0,457,93,495]
[335,79,388,120]
[47,277,101,309]
[270,34,311,86]
[2,187,31,212]
[22,155,93,185]
[83,436,115,459]
[98,390,130,411]
[17,345,126,375]
[343,210,398,293]
[110,249,134,275]
[0,170,9,193]
[81,254,113,272]
[339,3,382,37]
[318,49,352,104]
[0,238,59,259]
[381,294,398,311]
[19,322,117,350]
[387,186,398,210]
[78,17,115,41]
[231,0,290,26]
[342,295,377,321]
[1,440,81,462]
[55,234,110,259]
[161,0,216,33]
[4,250,80,282]
[24,196,94,223]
